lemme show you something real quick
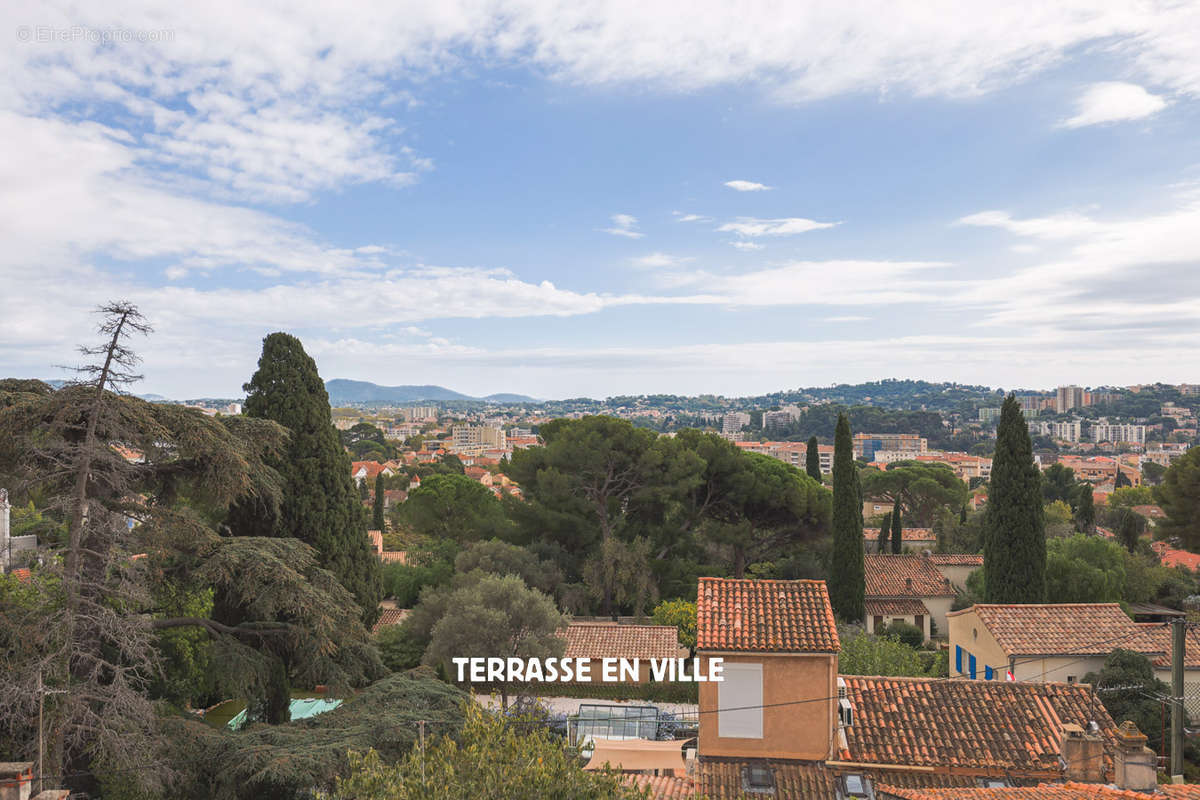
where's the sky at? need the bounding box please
[2,2,1199,400]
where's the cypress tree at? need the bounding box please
[373,471,386,532]
[829,413,865,621]
[890,497,903,554]
[232,332,383,623]
[984,394,1045,603]
[877,512,891,554]
[805,436,822,483]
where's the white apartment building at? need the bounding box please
[452,425,507,452]
[401,406,439,421]
[1091,420,1146,445]
[1034,419,1083,442]
[722,412,751,435]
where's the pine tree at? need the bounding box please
[232,332,382,623]
[373,472,386,532]
[806,436,822,483]
[984,395,1046,603]
[829,413,865,621]
[877,512,891,554]
[890,497,903,554]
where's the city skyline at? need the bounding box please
[3,3,1200,398]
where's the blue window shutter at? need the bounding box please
[985,665,994,680]
[955,646,962,674]
[969,654,977,680]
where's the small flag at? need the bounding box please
[1005,670,1014,682]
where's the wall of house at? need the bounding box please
[948,609,1009,680]
[948,609,1105,682]
[933,563,979,591]
[697,651,837,760]
[866,613,931,642]
[924,596,954,638]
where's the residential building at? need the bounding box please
[977,407,1000,423]
[864,554,959,641]
[946,603,1162,683]
[1180,384,1200,396]
[696,577,840,761]
[1055,385,1085,414]
[1056,456,1140,486]
[561,621,684,683]
[873,451,991,481]
[853,433,927,461]
[1016,395,1052,416]
[1091,420,1146,445]
[451,425,506,453]
[686,576,1126,799]
[721,412,751,436]
[736,441,833,474]
[865,527,936,553]
[350,461,395,486]
[400,406,438,421]
[1033,419,1083,442]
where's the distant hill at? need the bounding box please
[325,379,539,406]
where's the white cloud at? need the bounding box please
[957,209,1103,239]
[724,180,772,192]
[825,315,869,322]
[673,212,709,223]
[1060,82,1168,128]
[165,266,188,280]
[717,217,839,237]
[632,252,691,268]
[602,213,644,238]
[729,241,765,251]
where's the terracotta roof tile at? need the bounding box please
[696,578,839,653]
[878,782,1200,799]
[952,604,1161,658]
[371,607,408,633]
[928,554,984,566]
[698,758,834,799]
[865,598,931,617]
[561,622,681,660]
[1152,541,1200,571]
[865,555,956,598]
[838,676,1117,776]
[380,551,407,564]
[1138,623,1200,669]
[625,774,694,799]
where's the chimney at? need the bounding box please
[1060,723,1105,783]
[0,761,33,800]
[905,577,912,591]
[1113,721,1157,792]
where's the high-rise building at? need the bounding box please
[1091,420,1146,445]
[1033,419,1083,442]
[852,433,927,461]
[452,425,507,452]
[1055,386,1085,414]
[722,412,751,435]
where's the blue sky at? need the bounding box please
[2,2,1199,399]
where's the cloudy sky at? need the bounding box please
[2,2,1199,399]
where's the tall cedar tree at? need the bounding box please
[890,497,903,554]
[984,395,1046,603]
[373,472,386,532]
[829,413,865,621]
[231,333,382,623]
[877,512,891,554]
[805,436,822,483]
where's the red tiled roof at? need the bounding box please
[698,759,834,799]
[1152,541,1200,571]
[865,598,930,617]
[380,551,407,564]
[561,622,680,660]
[838,676,1118,775]
[952,604,1160,658]
[371,607,409,633]
[879,782,1200,799]
[350,461,390,480]
[367,529,383,554]
[696,578,839,653]
[1131,505,1166,519]
[928,554,984,566]
[1138,623,1200,669]
[900,528,936,542]
[625,774,694,799]
[864,555,956,598]
[11,568,32,583]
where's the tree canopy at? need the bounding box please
[1157,446,1200,550]
[829,414,865,621]
[860,461,967,527]
[984,396,1045,603]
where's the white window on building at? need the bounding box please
[718,663,763,738]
